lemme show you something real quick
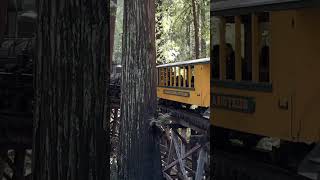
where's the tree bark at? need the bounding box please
[119,0,162,179]
[200,2,207,58]
[0,0,8,41]
[192,0,200,59]
[110,0,118,65]
[32,0,109,180]
[12,148,26,180]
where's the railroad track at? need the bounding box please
[158,105,210,133]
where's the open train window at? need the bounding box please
[258,13,270,82]
[171,67,175,86]
[191,65,195,88]
[241,14,252,81]
[225,16,236,80]
[211,17,220,79]
[159,68,164,86]
[184,66,189,87]
[176,67,179,87]
[180,67,184,87]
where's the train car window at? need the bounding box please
[185,66,189,87]
[176,67,180,87]
[191,65,195,88]
[241,14,252,81]
[259,13,270,82]
[180,67,184,87]
[159,68,164,86]
[171,67,175,86]
[225,16,236,80]
[211,17,220,79]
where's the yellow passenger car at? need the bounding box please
[211,0,320,178]
[157,58,210,109]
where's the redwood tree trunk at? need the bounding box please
[119,0,162,179]
[32,0,109,180]
[192,0,200,59]
[0,0,8,41]
[200,2,207,58]
[110,0,118,65]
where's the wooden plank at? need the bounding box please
[178,67,181,87]
[251,13,260,82]
[235,15,242,81]
[219,16,226,80]
[195,147,207,180]
[181,129,187,167]
[163,143,202,172]
[188,65,191,88]
[174,67,176,87]
[165,129,174,166]
[164,172,174,180]
[172,131,188,179]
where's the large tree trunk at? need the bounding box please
[119,0,162,179]
[32,1,109,180]
[200,1,207,58]
[192,0,200,59]
[155,0,164,63]
[0,0,8,41]
[110,0,118,65]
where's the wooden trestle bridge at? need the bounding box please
[0,39,210,179]
[110,69,210,180]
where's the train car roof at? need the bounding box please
[156,58,210,68]
[211,0,319,14]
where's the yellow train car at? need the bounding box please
[157,58,210,109]
[211,0,320,178]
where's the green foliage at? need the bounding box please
[156,0,210,64]
[112,0,210,65]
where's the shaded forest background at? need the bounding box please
[112,0,210,65]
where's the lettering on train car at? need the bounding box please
[212,94,255,113]
[163,90,190,97]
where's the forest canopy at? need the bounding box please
[112,0,210,65]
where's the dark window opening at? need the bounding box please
[241,14,252,81]
[212,44,220,79]
[211,16,221,80]
[185,66,189,87]
[176,67,179,87]
[191,66,195,88]
[171,67,175,86]
[180,67,184,87]
[259,13,270,82]
[225,16,236,80]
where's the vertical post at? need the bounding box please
[181,129,186,165]
[195,148,207,180]
[235,16,242,81]
[219,17,226,80]
[178,67,181,87]
[174,67,177,87]
[168,67,171,87]
[251,13,260,82]
[183,67,186,87]
[188,65,191,88]
[164,67,168,86]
